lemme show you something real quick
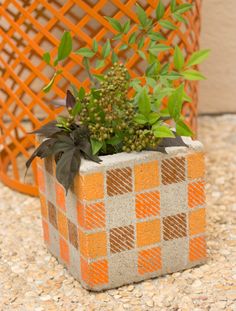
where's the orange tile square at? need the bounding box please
[136,191,160,219]
[75,173,104,201]
[42,220,49,243]
[57,210,68,239]
[77,201,105,230]
[77,201,85,228]
[79,230,107,259]
[37,166,45,193]
[39,194,48,219]
[136,219,160,247]
[188,181,205,208]
[187,152,205,179]
[81,258,109,287]
[189,236,207,262]
[189,208,206,235]
[60,238,70,264]
[134,161,159,192]
[56,182,66,211]
[138,247,162,275]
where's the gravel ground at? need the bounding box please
[0,115,236,311]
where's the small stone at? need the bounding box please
[192,280,202,287]
[40,295,51,301]
[127,285,134,292]
[146,300,154,307]
[114,294,121,299]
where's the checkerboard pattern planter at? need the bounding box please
[37,138,206,291]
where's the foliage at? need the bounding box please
[28,0,210,191]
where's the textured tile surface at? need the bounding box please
[38,139,206,291]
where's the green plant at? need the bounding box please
[27,0,210,192]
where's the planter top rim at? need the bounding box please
[79,137,203,173]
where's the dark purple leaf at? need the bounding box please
[66,90,76,109]
[56,147,81,193]
[32,121,62,137]
[26,138,57,169]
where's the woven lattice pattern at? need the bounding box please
[0,0,201,196]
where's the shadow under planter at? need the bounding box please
[37,137,206,291]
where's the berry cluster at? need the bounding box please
[79,63,135,148]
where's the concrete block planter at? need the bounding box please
[37,137,206,291]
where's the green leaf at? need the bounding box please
[57,31,72,62]
[138,37,145,49]
[82,57,90,72]
[130,79,142,92]
[137,50,146,60]
[102,39,111,58]
[92,39,98,52]
[146,77,157,87]
[156,0,165,20]
[183,91,192,103]
[105,17,123,32]
[111,51,118,64]
[91,139,103,155]
[146,62,160,77]
[112,33,123,41]
[183,70,206,80]
[71,101,82,117]
[136,4,148,27]
[93,74,106,82]
[186,49,211,67]
[95,59,106,69]
[149,44,170,55]
[106,136,122,146]
[154,87,173,100]
[153,125,175,138]
[173,13,188,24]
[160,62,170,74]
[176,120,193,136]
[170,0,177,12]
[160,108,170,117]
[75,47,95,58]
[43,52,50,65]
[78,87,85,100]
[168,83,184,121]
[174,46,184,71]
[119,44,129,51]
[148,31,165,42]
[162,71,182,80]
[128,32,137,44]
[43,70,61,93]
[123,20,131,34]
[159,20,177,30]
[137,88,151,117]
[148,112,160,125]
[133,114,148,125]
[71,84,78,97]
[175,4,192,14]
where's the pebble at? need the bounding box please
[0,116,236,310]
[146,300,154,307]
[39,295,51,301]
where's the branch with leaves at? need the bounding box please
[28,0,210,192]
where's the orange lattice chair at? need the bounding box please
[0,0,201,196]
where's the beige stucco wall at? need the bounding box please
[199,0,236,113]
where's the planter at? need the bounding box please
[37,137,206,291]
